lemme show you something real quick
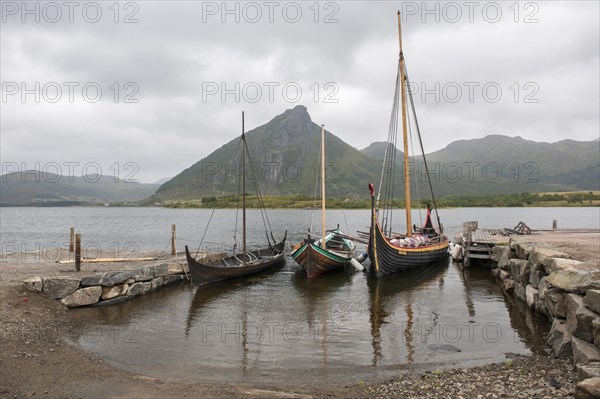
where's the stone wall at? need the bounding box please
[22,262,189,308]
[489,239,600,398]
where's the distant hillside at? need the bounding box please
[0,171,159,206]
[425,135,600,192]
[152,106,598,202]
[153,177,172,185]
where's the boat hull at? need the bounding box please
[368,209,448,278]
[291,242,351,279]
[185,240,285,286]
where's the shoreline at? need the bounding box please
[1,231,598,398]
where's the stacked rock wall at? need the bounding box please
[23,262,188,308]
[490,239,600,397]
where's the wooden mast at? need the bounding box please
[320,124,326,249]
[398,11,412,237]
[241,111,247,262]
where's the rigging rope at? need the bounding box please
[379,60,401,237]
[309,134,322,237]
[404,60,443,233]
[195,138,243,257]
[407,104,423,228]
[242,136,276,244]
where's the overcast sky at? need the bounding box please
[1,1,599,183]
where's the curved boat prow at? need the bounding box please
[185,245,193,261]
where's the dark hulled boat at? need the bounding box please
[185,236,285,286]
[185,112,286,286]
[367,12,449,277]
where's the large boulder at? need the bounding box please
[547,258,585,274]
[584,290,600,314]
[167,263,184,275]
[133,267,154,282]
[151,276,166,291]
[529,264,547,289]
[61,286,102,307]
[545,288,567,318]
[101,284,129,300]
[573,337,600,365]
[80,271,134,287]
[529,247,572,267]
[152,263,169,278]
[514,242,537,260]
[548,318,573,357]
[547,269,600,294]
[491,246,504,262]
[575,378,600,399]
[536,277,550,315]
[127,281,152,296]
[577,363,600,380]
[566,293,599,342]
[42,277,80,299]
[23,277,43,293]
[509,259,530,284]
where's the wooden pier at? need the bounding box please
[463,221,511,266]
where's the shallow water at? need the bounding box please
[66,257,550,384]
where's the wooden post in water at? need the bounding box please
[75,234,81,272]
[171,224,176,255]
[552,220,558,230]
[69,227,74,253]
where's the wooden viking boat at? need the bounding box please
[368,12,449,277]
[291,124,357,278]
[185,112,285,285]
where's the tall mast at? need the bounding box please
[320,124,326,249]
[398,11,412,237]
[241,111,247,261]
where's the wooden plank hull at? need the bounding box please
[368,209,449,278]
[185,240,285,286]
[291,242,351,279]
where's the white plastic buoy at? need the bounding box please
[451,244,463,261]
[355,252,368,263]
[350,258,365,271]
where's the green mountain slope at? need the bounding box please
[154,106,599,202]
[153,105,381,200]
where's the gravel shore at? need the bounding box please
[364,355,576,399]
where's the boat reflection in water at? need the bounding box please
[184,268,282,377]
[368,259,448,366]
[290,269,356,370]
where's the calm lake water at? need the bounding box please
[1,207,598,383]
